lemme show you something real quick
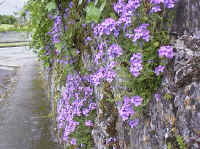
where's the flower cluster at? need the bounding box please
[90,61,117,86]
[94,18,118,37]
[49,16,62,44]
[95,42,106,64]
[158,45,174,59]
[92,42,122,86]
[108,44,123,60]
[113,0,126,15]
[124,23,151,43]
[132,24,150,42]
[119,96,142,127]
[130,53,143,77]
[115,0,141,27]
[94,0,142,38]
[57,73,96,143]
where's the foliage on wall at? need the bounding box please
[25,0,177,148]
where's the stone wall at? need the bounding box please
[47,0,200,148]
[90,1,200,148]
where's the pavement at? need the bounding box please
[0,45,61,148]
[0,67,17,100]
[0,31,30,42]
[0,46,34,101]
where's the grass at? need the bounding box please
[0,24,29,32]
[0,42,29,47]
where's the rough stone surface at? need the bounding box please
[113,36,200,149]
[172,0,200,38]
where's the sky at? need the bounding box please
[0,0,28,15]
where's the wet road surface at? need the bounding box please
[0,46,60,149]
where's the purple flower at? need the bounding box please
[114,0,140,19]
[150,0,164,4]
[108,44,123,60]
[114,29,120,37]
[150,0,177,8]
[91,62,118,85]
[57,73,95,142]
[119,96,143,121]
[129,119,139,128]
[113,0,126,15]
[90,67,105,86]
[82,24,86,28]
[95,42,106,63]
[95,49,104,64]
[85,120,93,127]
[133,24,150,42]
[94,18,117,37]
[158,46,174,59]
[76,49,80,54]
[89,103,97,110]
[70,138,77,145]
[50,16,62,44]
[154,65,165,76]
[164,0,177,8]
[130,53,143,77]
[63,135,68,142]
[82,108,90,116]
[131,96,143,107]
[69,2,74,8]
[126,33,134,38]
[86,36,92,41]
[85,36,92,45]
[150,5,162,13]
[119,104,135,121]
[48,14,54,20]
[105,69,117,83]
[55,49,60,55]
[106,137,116,144]
[154,93,161,101]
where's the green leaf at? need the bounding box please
[78,0,83,5]
[94,0,99,6]
[46,2,56,12]
[86,2,102,23]
[44,62,50,68]
[110,12,117,20]
[100,0,106,12]
[55,42,62,51]
[153,41,159,48]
